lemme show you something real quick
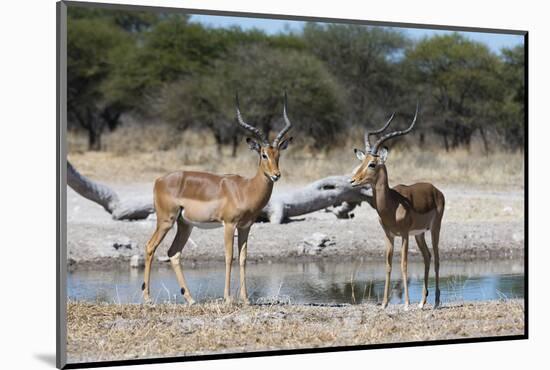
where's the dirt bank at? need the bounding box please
[66,300,525,363]
[67,183,524,267]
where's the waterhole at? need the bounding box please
[68,259,524,305]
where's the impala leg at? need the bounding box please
[415,234,431,309]
[400,234,410,310]
[237,226,251,304]
[223,223,236,304]
[382,232,394,309]
[432,225,441,308]
[142,217,174,304]
[167,218,195,305]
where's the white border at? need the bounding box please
[2,0,544,369]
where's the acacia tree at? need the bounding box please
[67,16,127,149]
[497,46,525,149]
[225,44,348,149]
[104,17,272,116]
[157,44,347,155]
[67,7,158,150]
[67,7,160,32]
[154,73,233,154]
[303,23,408,126]
[404,34,504,151]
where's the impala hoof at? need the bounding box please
[434,290,441,309]
[418,302,426,309]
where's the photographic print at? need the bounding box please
[57,1,526,367]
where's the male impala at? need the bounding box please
[142,93,293,304]
[350,107,445,309]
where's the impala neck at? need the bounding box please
[248,161,274,206]
[371,165,394,217]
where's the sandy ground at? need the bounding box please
[67,182,524,267]
[66,300,525,363]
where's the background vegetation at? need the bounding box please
[67,7,525,155]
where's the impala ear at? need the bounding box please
[278,137,293,150]
[246,137,261,153]
[354,148,366,161]
[379,147,389,163]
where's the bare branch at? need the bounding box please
[67,161,154,221]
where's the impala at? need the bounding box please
[142,93,293,304]
[350,107,445,309]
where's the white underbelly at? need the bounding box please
[409,228,428,236]
[180,210,223,229]
[390,228,428,237]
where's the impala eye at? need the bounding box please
[368,162,376,169]
[261,153,268,160]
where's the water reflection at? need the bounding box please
[67,259,524,305]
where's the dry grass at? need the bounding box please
[445,193,524,222]
[66,300,524,363]
[68,125,524,189]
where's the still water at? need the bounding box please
[68,259,524,305]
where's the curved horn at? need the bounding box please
[273,91,293,147]
[235,92,268,145]
[364,112,395,150]
[371,103,419,154]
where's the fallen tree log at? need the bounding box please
[258,176,372,223]
[67,161,154,220]
[67,162,372,222]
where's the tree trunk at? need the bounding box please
[213,132,223,155]
[88,128,102,151]
[419,132,425,146]
[479,126,490,155]
[464,131,472,151]
[443,132,449,152]
[231,134,238,157]
[67,163,372,223]
[101,106,122,131]
[85,107,104,151]
[451,123,460,149]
